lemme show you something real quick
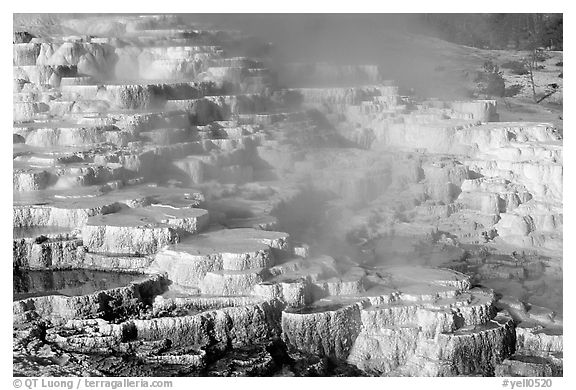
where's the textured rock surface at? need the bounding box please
[13,273,167,325]
[150,228,289,289]
[13,14,561,377]
[82,206,209,255]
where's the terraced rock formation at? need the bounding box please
[13,14,562,377]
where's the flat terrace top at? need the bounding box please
[13,184,204,209]
[86,205,208,227]
[402,119,482,130]
[163,228,289,256]
[285,296,364,314]
[13,144,116,160]
[59,79,203,87]
[377,265,470,288]
[468,121,557,130]
[14,121,94,130]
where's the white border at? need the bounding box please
[2,3,572,388]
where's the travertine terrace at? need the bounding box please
[13,14,562,377]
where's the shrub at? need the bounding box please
[505,83,524,97]
[475,61,506,97]
[501,60,529,75]
[533,49,551,62]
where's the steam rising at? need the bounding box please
[185,14,468,98]
[13,12,562,314]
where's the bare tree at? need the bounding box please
[524,14,545,104]
[523,51,538,103]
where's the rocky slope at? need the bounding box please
[13,14,562,377]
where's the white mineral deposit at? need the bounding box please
[12,13,562,378]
